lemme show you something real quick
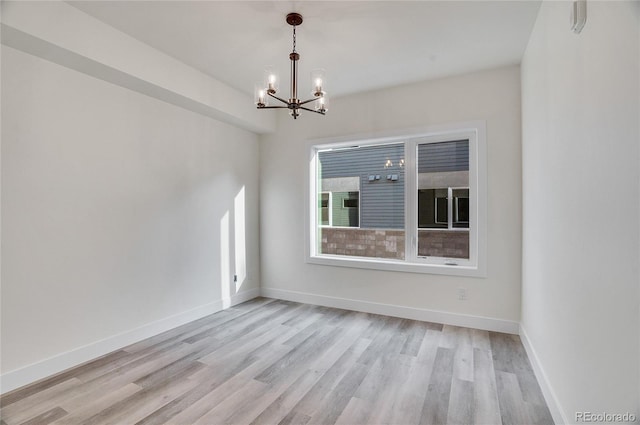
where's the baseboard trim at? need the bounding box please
[260,287,519,334]
[519,324,569,425]
[0,288,260,395]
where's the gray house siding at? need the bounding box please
[318,139,469,230]
[319,144,405,229]
[418,139,469,173]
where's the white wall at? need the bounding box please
[1,46,260,388]
[521,1,639,423]
[260,65,522,328]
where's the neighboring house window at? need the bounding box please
[319,192,331,226]
[332,191,360,227]
[308,122,486,277]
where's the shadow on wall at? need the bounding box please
[220,186,247,308]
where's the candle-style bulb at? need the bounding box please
[311,69,326,97]
[254,83,267,107]
[264,66,278,94]
[315,93,329,113]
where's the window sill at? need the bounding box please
[307,254,486,278]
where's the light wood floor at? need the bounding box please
[1,298,553,425]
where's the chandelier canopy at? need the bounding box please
[254,13,328,119]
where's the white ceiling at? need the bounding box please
[69,1,541,99]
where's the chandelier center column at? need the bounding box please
[289,52,299,104]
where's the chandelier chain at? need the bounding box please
[292,25,297,53]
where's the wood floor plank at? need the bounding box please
[353,326,407,402]
[495,370,532,425]
[239,314,370,425]
[278,411,312,425]
[53,383,142,425]
[277,338,372,422]
[3,298,554,425]
[0,378,81,425]
[446,378,474,425]
[470,328,492,351]
[334,396,373,425]
[387,330,441,425]
[198,304,310,367]
[55,342,198,411]
[280,303,319,327]
[162,337,298,425]
[472,347,502,425]
[137,323,304,425]
[362,353,415,424]
[191,379,270,425]
[0,350,129,408]
[81,375,198,425]
[453,327,475,382]
[250,336,371,425]
[254,326,343,386]
[183,300,291,345]
[239,369,326,425]
[356,316,404,366]
[6,343,189,424]
[440,325,474,382]
[123,297,275,355]
[305,361,370,425]
[489,332,534,376]
[400,320,429,357]
[419,347,455,425]
[20,406,68,425]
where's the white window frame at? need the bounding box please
[306,121,487,278]
[452,189,470,226]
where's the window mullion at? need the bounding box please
[405,140,418,262]
[448,187,453,230]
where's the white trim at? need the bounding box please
[0,288,260,395]
[519,324,569,425]
[261,287,519,334]
[307,254,483,277]
[307,120,487,148]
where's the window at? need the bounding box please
[342,196,359,209]
[319,192,331,226]
[308,122,486,277]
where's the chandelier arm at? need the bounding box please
[257,106,289,109]
[299,106,326,115]
[267,92,291,105]
[298,97,322,106]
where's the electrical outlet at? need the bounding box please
[457,288,467,301]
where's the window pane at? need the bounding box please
[417,140,470,259]
[452,188,469,228]
[317,143,405,260]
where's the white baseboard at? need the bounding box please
[0,288,260,395]
[519,324,568,425]
[260,287,519,334]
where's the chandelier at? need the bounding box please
[254,13,328,119]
